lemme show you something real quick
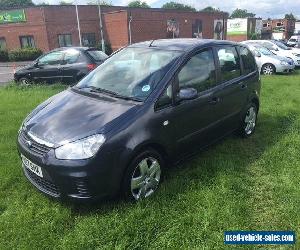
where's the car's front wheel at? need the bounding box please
[122,149,163,201]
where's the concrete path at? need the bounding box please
[0,61,32,86]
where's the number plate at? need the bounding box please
[21,154,43,178]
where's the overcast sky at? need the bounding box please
[33,0,300,19]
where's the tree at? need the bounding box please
[87,0,113,6]
[162,1,196,12]
[59,0,73,5]
[37,1,49,5]
[0,0,34,9]
[230,8,255,18]
[285,13,297,20]
[127,0,150,8]
[202,6,220,12]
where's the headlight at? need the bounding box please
[55,134,105,160]
[280,61,289,66]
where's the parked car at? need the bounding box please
[244,40,300,67]
[14,47,108,85]
[17,39,261,201]
[241,43,295,74]
[287,36,300,47]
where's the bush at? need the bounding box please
[0,50,9,62]
[97,42,113,55]
[8,48,43,62]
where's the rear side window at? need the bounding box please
[87,50,108,61]
[217,46,241,82]
[64,49,80,64]
[239,47,256,74]
[178,49,217,93]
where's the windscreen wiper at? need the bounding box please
[89,86,143,102]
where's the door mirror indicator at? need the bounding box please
[177,88,198,101]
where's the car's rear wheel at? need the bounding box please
[18,77,31,85]
[122,149,163,201]
[239,103,258,137]
[262,64,275,75]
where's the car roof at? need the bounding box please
[128,39,239,51]
[53,47,99,52]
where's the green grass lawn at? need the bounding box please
[0,72,300,250]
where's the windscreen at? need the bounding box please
[255,46,274,56]
[77,47,182,101]
[273,40,290,50]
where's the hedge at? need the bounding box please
[0,50,9,62]
[7,48,43,62]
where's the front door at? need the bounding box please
[172,48,224,156]
[32,51,64,83]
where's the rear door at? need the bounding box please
[60,49,89,84]
[32,51,64,83]
[210,45,249,133]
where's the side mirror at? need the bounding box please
[34,61,39,67]
[254,51,261,57]
[177,88,198,101]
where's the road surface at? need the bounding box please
[0,62,31,86]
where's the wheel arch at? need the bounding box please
[251,96,260,111]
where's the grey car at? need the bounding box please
[242,43,295,75]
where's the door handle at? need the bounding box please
[209,97,220,105]
[239,82,247,89]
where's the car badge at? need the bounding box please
[26,140,32,148]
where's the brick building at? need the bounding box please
[262,19,295,40]
[0,5,228,52]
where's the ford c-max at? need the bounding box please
[17,39,261,201]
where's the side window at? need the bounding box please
[64,49,80,64]
[217,46,241,82]
[239,47,256,74]
[178,49,216,93]
[156,84,172,110]
[39,51,64,65]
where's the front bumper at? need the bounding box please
[276,64,295,73]
[17,130,123,201]
[293,58,300,67]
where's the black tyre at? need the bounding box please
[239,103,258,138]
[261,64,275,75]
[18,77,31,85]
[122,148,164,201]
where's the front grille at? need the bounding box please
[19,131,51,157]
[24,166,60,197]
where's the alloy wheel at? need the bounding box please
[262,65,274,75]
[20,78,30,85]
[130,157,161,200]
[244,106,257,135]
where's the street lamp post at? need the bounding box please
[98,0,105,53]
[75,1,82,46]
